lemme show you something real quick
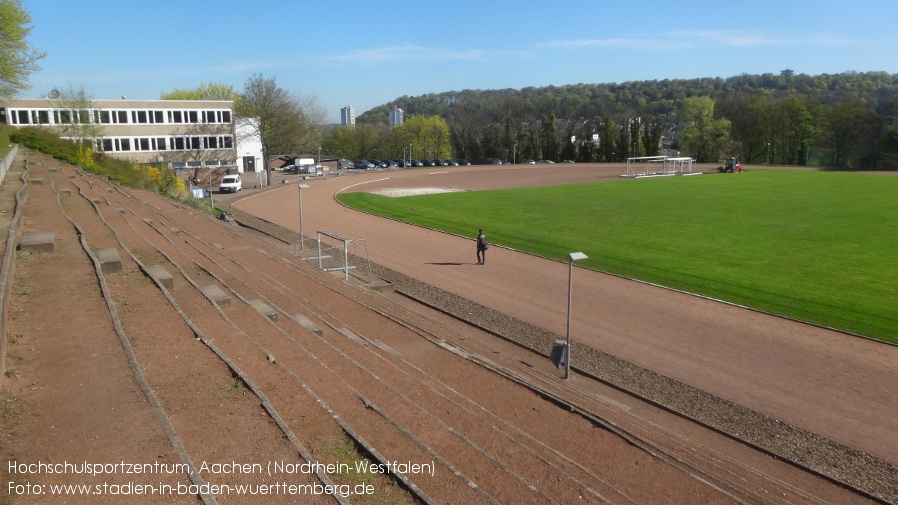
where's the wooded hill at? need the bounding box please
[358,71,898,169]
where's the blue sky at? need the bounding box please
[22,0,898,123]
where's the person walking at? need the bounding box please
[476,229,488,265]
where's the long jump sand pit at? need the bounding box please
[368,187,466,197]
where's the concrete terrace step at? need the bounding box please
[18,231,55,252]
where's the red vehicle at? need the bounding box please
[717,156,743,173]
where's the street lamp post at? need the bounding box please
[297,183,310,250]
[565,252,588,380]
[767,143,771,165]
[513,143,517,164]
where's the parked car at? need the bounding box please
[488,157,503,164]
[455,159,471,165]
[423,159,438,166]
[409,159,423,167]
[444,159,459,166]
[219,174,242,193]
[354,160,375,170]
[520,159,536,164]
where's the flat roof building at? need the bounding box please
[1,98,238,170]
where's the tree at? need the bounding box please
[160,82,239,102]
[236,74,325,180]
[395,115,451,160]
[822,98,871,168]
[773,95,816,165]
[678,97,732,163]
[598,115,617,162]
[641,118,664,157]
[540,111,559,161]
[47,85,104,143]
[0,0,45,99]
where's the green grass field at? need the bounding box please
[338,170,898,343]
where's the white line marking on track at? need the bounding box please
[338,177,390,194]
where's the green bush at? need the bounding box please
[10,127,186,198]
[0,125,11,157]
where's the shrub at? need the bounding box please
[10,127,187,200]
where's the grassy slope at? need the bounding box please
[338,170,898,343]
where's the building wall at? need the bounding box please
[1,99,238,166]
[235,119,263,173]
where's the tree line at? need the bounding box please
[358,70,898,169]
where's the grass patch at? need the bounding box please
[227,378,245,392]
[307,434,413,504]
[338,170,898,343]
[2,395,20,425]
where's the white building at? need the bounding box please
[340,105,355,126]
[389,107,404,128]
[235,118,263,174]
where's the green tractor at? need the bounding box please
[717,156,743,173]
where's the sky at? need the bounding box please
[20,0,898,123]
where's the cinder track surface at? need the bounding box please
[232,164,898,466]
[0,151,886,504]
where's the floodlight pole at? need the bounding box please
[565,252,588,380]
[298,183,310,250]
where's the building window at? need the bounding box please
[55,110,72,124]
[188,111,198,123]
[100,139,113,152]
[31,110,50,124]
[223,136,233,148]
[168,110,182,123]
[116,139,131,151]
[153,137,167,150]
[222,111,231,123]
[137,138,150,151]
[95,110,111,124]
[133,110,148,123]
[113,110,128,124]
[15,110,28,124]
[173,137,185,150]
[153,110,163,123]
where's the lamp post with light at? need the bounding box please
[565,252,588,379]
[297,183,310,250]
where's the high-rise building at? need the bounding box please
[340,105,355,126]
[389,107,404,128]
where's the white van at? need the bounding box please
[219,174,242,193]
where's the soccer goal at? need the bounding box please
[621,156,696,178]
[621,156,668,178]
